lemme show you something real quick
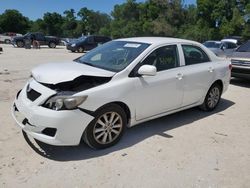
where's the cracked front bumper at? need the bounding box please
[11,80,94,146]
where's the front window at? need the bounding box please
[76,41,150,72]
[141,45,179,72]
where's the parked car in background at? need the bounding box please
[12,32,60,48]
[60,37,77,46]
[203,40,237,57]
[0,32,22,44]
[223,36,243,45]
[12,37,231,149]
[229,40,250,79]
[66,35,111,52]
[0,34,11,44]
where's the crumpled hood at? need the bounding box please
[32,61,115,84]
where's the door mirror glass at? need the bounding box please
[138,65,157,76]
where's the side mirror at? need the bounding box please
[138,65,157,76]
[221,45,226,51]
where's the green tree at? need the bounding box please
[62,9,78,37]
[77,7,111,35]
[0,9,30,34]
[42,12,64,36]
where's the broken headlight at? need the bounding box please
[43,94,88,111]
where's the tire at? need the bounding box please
[78,47,84,53]
[16,41,24,48]
[4,39,11,44]
[48,42,56,48]
[199,83,222,111]
[83,104,127,149]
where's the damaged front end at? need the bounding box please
[38,75,112,111]
[39,75,112,92]
[37,76,112,111]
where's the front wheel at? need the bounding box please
[16,41,24,47]
[5,39,11,44]
[199,83,222,111]
[83,104,126,149]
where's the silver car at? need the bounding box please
[229,40,250,79]
[203,40,237,57]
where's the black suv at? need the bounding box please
[66,35,111,52]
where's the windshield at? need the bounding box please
[236,41,250,52]
[203,41,221,48]
[76,36,86,41]
[24,33,31,37]
[76,41,150,72]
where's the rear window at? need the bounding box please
[236,41,250,52]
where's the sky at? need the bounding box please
[0,0,196,20]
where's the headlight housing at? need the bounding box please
[43,94,87,111]
[71,43,76,47]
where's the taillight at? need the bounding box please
[229,64,232,70]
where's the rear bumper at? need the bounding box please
[11,81,94,146]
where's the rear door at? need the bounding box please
[180,44,215,106]
[35,33,46,45]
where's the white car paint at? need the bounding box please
[221,39,238,44]
[0,34,11,43]
[11,37,231,146]
[32,62,115,84]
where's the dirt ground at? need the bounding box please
[0,44,250,188]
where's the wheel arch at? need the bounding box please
[212,79,223,92]
[94,101,131,124]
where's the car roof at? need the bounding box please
[221,39,238,44]
[115,37,201,45]
[204,40,221,43]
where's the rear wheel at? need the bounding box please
[16,41,24,48]
[199,83,222,111]
[83,104,126,149]
[4,39,11,44]
[48,42,56,48]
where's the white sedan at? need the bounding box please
[12,37,231,149]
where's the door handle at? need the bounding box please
[176,73,183,80]
[208,67,214,73]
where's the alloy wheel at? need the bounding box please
[207,87,220,108]
[93,112,123,144]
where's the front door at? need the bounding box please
[134,45,184,120]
